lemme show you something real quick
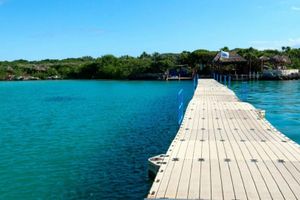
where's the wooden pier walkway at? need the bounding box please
[147,79,300,200]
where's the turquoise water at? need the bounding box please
[231,80,300,144]
[0,80,299,199]
[0,80,194,200]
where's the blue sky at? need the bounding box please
[0,0,300,60]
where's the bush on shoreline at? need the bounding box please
[1,47,300,80]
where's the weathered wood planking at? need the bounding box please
[146,79,300,200]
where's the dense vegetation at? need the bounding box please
[1,47,300,80]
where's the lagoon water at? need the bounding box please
[0,80,299,199]
[231,80,300,144]
[0,80,194,200]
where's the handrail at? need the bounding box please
[178,89,184,125]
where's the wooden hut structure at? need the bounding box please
[270,55,291,69]
[259,56,270,71]
[212,51,247,75]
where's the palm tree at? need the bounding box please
[241,47,258,75]
[221,46,229,52]
[282,46,291,53]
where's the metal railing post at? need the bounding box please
[178,89,184,125]
[193,74,198,90]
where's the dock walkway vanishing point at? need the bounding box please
[147,79,300,200]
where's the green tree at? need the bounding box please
[221,46,229,51]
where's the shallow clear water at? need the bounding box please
[0,80,299,199]
[0,80,194,200]
[231,80,300,144]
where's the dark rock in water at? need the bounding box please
[262,69,300,80]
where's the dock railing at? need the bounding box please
[178,74,198,125]
[177,89,184,125]
[193,74,199,90]
[213,73,249,101]
[213,73,231,88]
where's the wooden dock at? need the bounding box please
[147,79,300,200]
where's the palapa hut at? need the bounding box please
[259,56,270,71]
[270,55,291,69]
[212,51,247,75]
[259,55,270,62]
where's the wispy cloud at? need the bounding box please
[289,38,300,48]
[251,38,300,50]
[291,6,300,11]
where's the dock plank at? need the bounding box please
[147,79,300,200]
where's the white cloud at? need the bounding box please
[251,38,300,50]
[291,6,300,11]
[288,38,300,48]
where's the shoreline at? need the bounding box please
[1,77,300,82]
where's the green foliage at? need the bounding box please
[221,46,229,51]
[190,49,216,67]
[1,47,300,80]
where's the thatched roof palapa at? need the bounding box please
[271,55,291,64]
[213,52,247,64]
[259,56,270,62]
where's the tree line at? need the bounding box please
[0,47,300,80]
